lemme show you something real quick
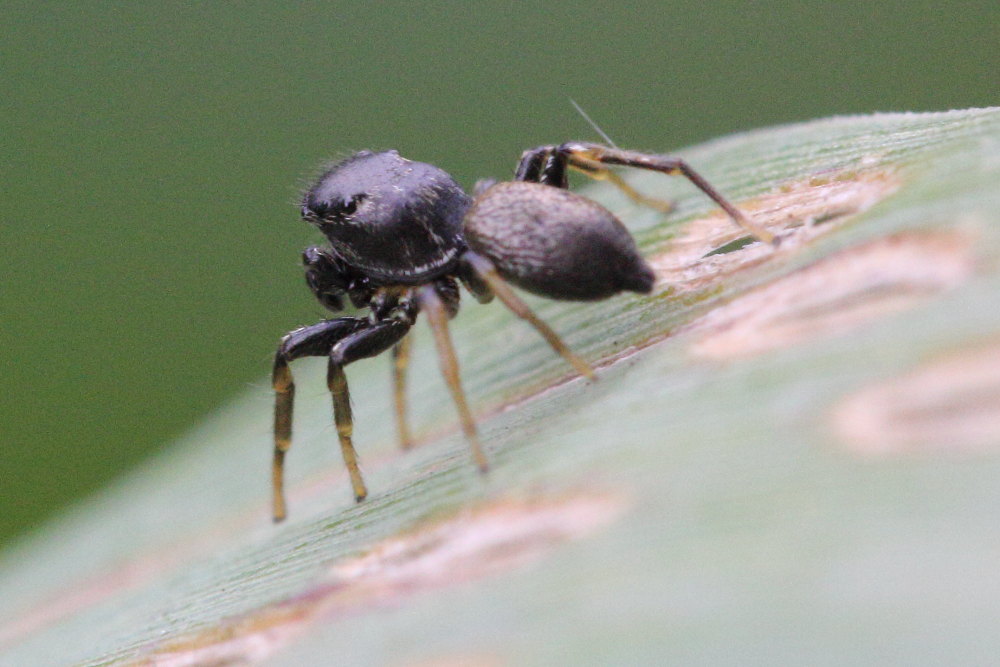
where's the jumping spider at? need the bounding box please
[271,142,774,521]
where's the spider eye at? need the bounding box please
[303,200,329,220]
[340,195,359,215]
[303,193,367,221]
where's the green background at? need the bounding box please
[2,1,998,543]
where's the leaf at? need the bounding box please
[3,108,1000,666]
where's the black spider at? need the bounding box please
[271,142,775,521]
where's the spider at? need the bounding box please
[271,142,774,521]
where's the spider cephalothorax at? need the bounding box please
[271,142,775,521]
[301,150,471,283]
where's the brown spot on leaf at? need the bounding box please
[140,493,627,665]
[330,492,626,587]
[687,230,976,359]
[649,169,900,292]
[146,604,312,666]
[833,340,1000,455]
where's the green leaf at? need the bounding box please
[3,108,1000,666]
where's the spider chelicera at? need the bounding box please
[271,142,774,521]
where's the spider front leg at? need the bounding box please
[272,316,411,521]
[327,318,412,503]
[272,317,368,521]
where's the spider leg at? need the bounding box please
[272,317,368,522]
[566,159,674,213]
[513,146,555,184]
[391,337,414,450]
[561,142,775,244]
[460,252,596,380]
[456,259,494,304]
[514,146,674,213]
[514,142,774,244]
[516,145,673,212]
[328,318,413,503]
[418,283,489,472]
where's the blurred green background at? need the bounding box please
[2,1,997,544]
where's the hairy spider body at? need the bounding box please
[302,150,471,284]
[465,181,655,300]
[271,142,773,521]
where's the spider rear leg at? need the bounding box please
[418,283,489,472]
[513,145,671,212]
[328,319,413,503]
[514,146,556,184]
[568,158,675,213]
[559,142,776,245]
[460,252,596,380]
[272,317,368,521]
[515,142,775,245]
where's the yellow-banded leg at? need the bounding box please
[419,283,489,472]
[563,143,776,245]
[327,318,412,502]
[569,158,674,213]
[272,357,294,522]
[326,361,367,502]
[391,337,414,450]
[515,142,776,246]
[272,318,368,522]
[462,252,596,380]
[271,317,410,521]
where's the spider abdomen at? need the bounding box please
[463,181,656,301]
